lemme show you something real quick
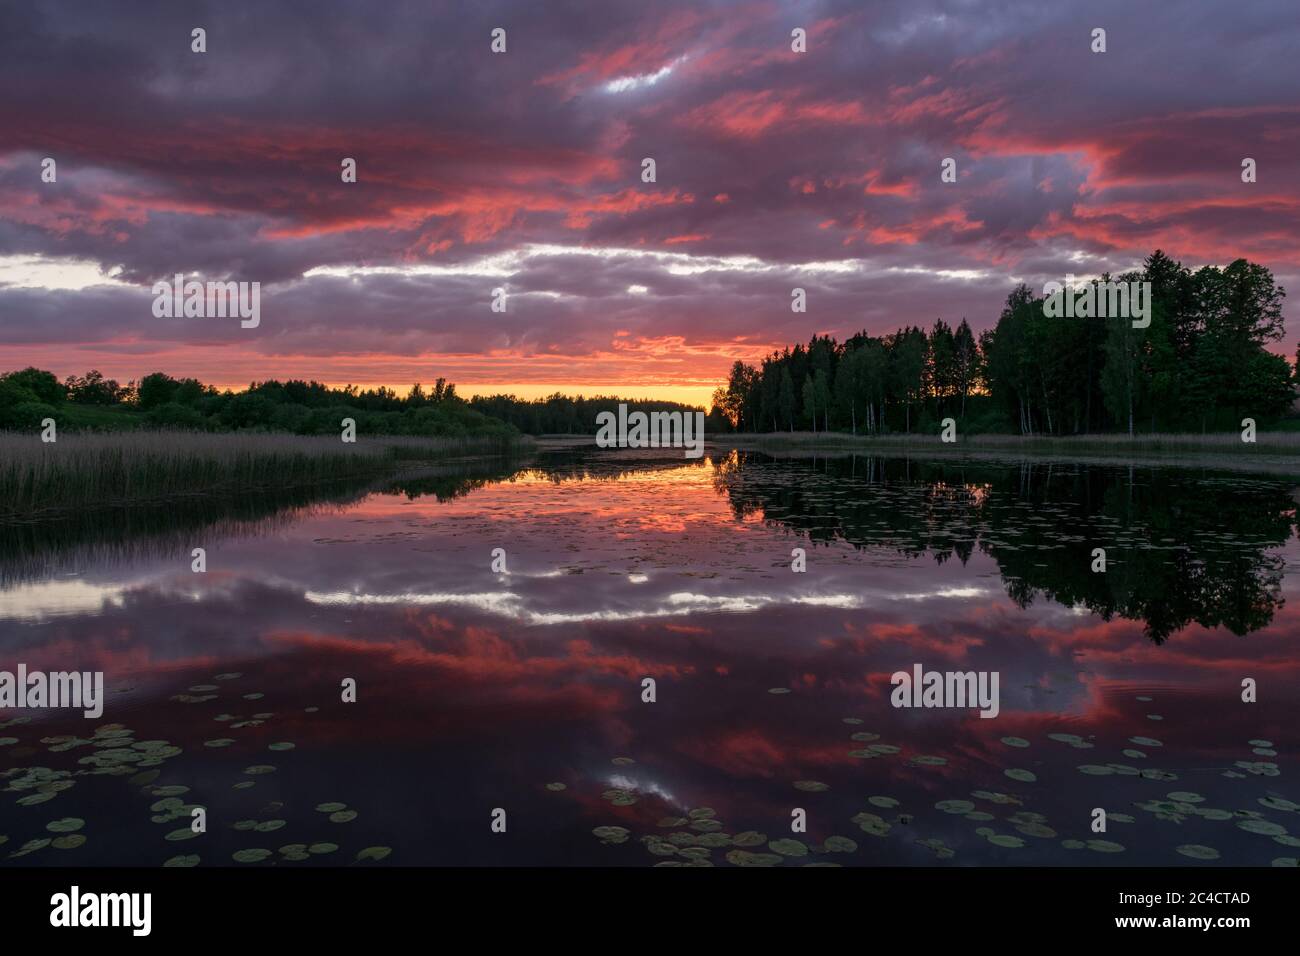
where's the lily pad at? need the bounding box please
[767,838,808,857]
[726,849,782,867]
[1087,839,1126,853]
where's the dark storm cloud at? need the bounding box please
[0,0,1296,383]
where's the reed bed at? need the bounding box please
[0,430,532,517]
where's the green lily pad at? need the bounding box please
[1000,736,1030,748]
[232,848,271,863]
[329,810,358,823]
[52,834,87,849]
[987,834,1025,848]
[1237,819,1287,836]
[592,826,630,845]
[725,849,782,866]
[46,818,84,833]
[936,799,975,814]
[315,802,347,812]
[1176,844,1220,860]
[1004,769,1037,783]
[767,838,808,857]
[1087,839,1126,853]
[162,854,200,867]
[356,846,392,862]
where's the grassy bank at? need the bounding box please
[0,430,533,517]
[722,431,1300,475]
[727,430,1300,454]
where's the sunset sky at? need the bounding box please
[1,0,1297,408]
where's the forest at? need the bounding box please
[709,252,1294,435]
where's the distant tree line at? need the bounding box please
[468,393,718,434]
[0,369,516,438]
[710,251,1293,435]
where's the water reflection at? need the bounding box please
[0,448,1296,867]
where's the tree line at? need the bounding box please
[0,369,516,438]
[710,251,1293,435]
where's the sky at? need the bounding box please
[1,0,1297,408]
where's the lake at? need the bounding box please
[1,447,1297,867]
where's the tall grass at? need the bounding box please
[0,430,533,517]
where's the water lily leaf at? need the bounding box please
[767,838,808,857]
[1237,819,1286,837]
[726,849,782,867]
[356,846,392,862]
[1087,839,1126,853]
[986,834,1025,848]
[592,826,630,845]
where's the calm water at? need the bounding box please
[2,448,1297,867]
